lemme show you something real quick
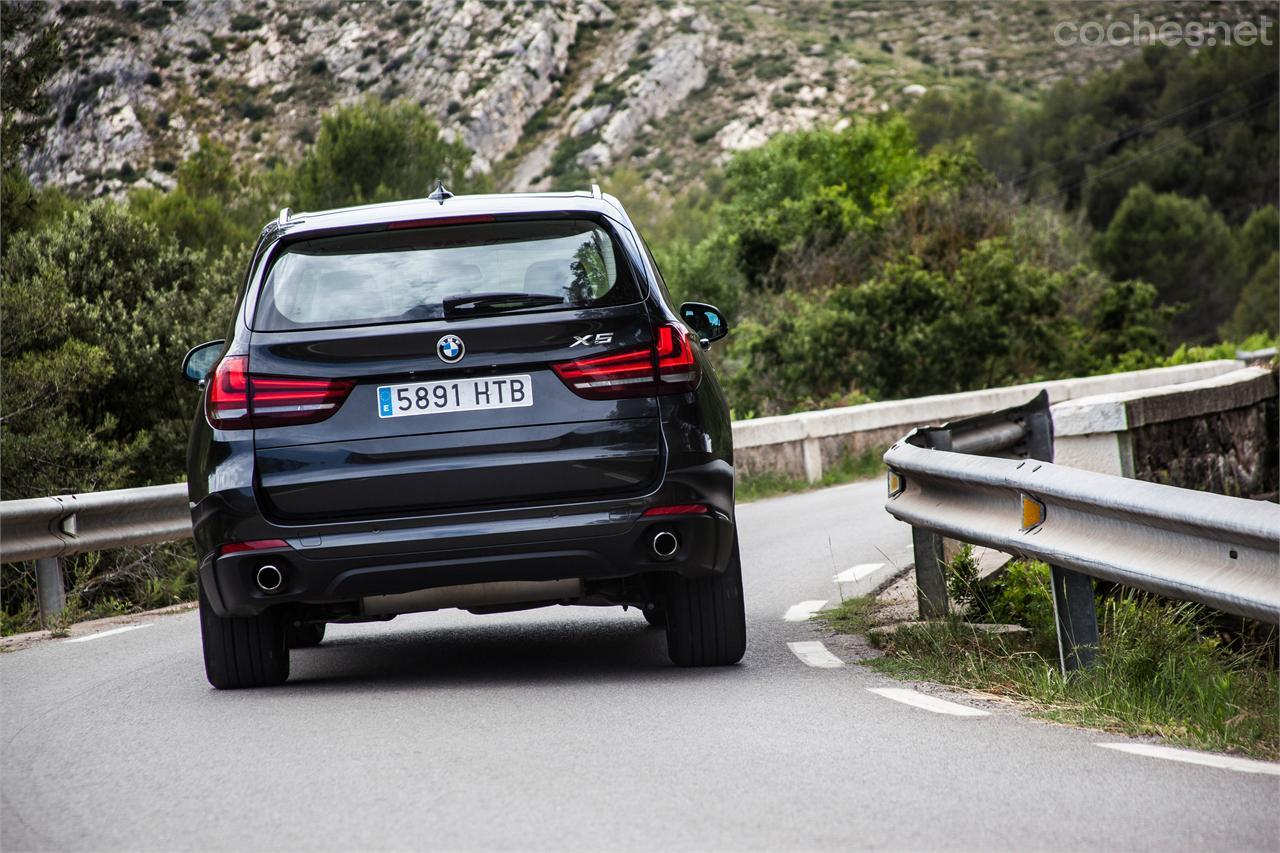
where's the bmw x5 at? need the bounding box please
[182,185,745,688]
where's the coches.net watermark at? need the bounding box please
[1055,15,1274,48]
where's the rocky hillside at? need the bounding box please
[19,0,1270,200]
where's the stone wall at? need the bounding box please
[1131,388,1278,499]
[1053,366,1278,499]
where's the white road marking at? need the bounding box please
[64,624,152,644]
[787,641,845,668]
[867,687,990,717]
[783,600,828,621]
[833,562,884,584]
[1097,743,1280,776]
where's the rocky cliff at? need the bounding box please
[17,0,1268,199]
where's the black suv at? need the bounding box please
[182,186,744,688]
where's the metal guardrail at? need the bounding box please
[884,394,1280,673]
[900,392,1055,622]
[0,483,190,625]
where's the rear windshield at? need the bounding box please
[253,218,640,331]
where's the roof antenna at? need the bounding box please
[427,180,453,205]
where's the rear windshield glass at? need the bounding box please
[253,218,640,331]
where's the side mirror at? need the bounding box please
[182,340,225,383]
[679,302,729,349]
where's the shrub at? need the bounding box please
[1093,185,1244,343]
[1,201,235,499]
[229,14,263,32]
[292,98,476,210]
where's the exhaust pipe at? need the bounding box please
[255,564,284,593]
[651,530,679,561]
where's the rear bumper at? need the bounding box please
[200,507,734,618]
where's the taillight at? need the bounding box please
[206,355,354,430]
[642,504,708,516]
[250,374,355,427]
[552,323,702,400]
[207,355,252,429]
[551,344,656,399]
[219,539,289,557]
[653,323,700,391]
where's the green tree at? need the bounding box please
[1092,185,1243,342]
[1222,254,1279,339]
[0,3,60,171]
[1,2,67,247]
[129,137,276,259]
[722,239,1075,412]
[293,98,477,211]
[907,82,1028,182]
[1,202,236,498]
[1230,204,1279,280]
[838,239,1068,399]
[1078,278,1176,370]
[717,116,922,289]
[1080,128,1207,230]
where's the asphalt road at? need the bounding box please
[3,479,1277,851]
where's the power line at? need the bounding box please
[1009,65,1278,189]
[1028,89,1279,207]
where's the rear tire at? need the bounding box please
[287,621,326,648]
[199,578,290,689]
[663,535,747,666]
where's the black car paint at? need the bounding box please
[186,192,734,619]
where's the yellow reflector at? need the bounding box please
[887,470,904,497]
[1021,494,1046,530]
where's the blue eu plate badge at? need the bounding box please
[378,387,393,417]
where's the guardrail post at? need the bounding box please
[1049,565,1098,673]
[913,527,948,619]
[35,557,66,626]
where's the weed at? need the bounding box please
[944,543,981,610]
[858,585,1280,759]
[814,596,881,634]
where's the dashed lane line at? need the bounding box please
[787,641,845,668]
[867,687,991,717]
[783,600,828,622]
[1096,743,1280,776]
[64,624,152,644]
[832,563,884,584]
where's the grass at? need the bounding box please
[817,556,1280,760]
[737,446,886,503]
[813,595,881,635]
[1,546,197,637]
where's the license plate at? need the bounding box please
[376,374,533,418]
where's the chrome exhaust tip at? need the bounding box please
[651,530,679,561]
[256,564,284,593]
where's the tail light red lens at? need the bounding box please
[206,355,354,430]
[207,355,252,429]
[552,323,702,400]
[219,539,290,557]
[642,504,709,517]
[654,323,700,391]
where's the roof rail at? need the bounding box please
[591,183,602,199]
[277,207,291,226]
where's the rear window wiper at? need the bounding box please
[442,291,565,318]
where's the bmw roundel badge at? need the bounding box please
[437,334,465,363]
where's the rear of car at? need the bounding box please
[184,191,744,688]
